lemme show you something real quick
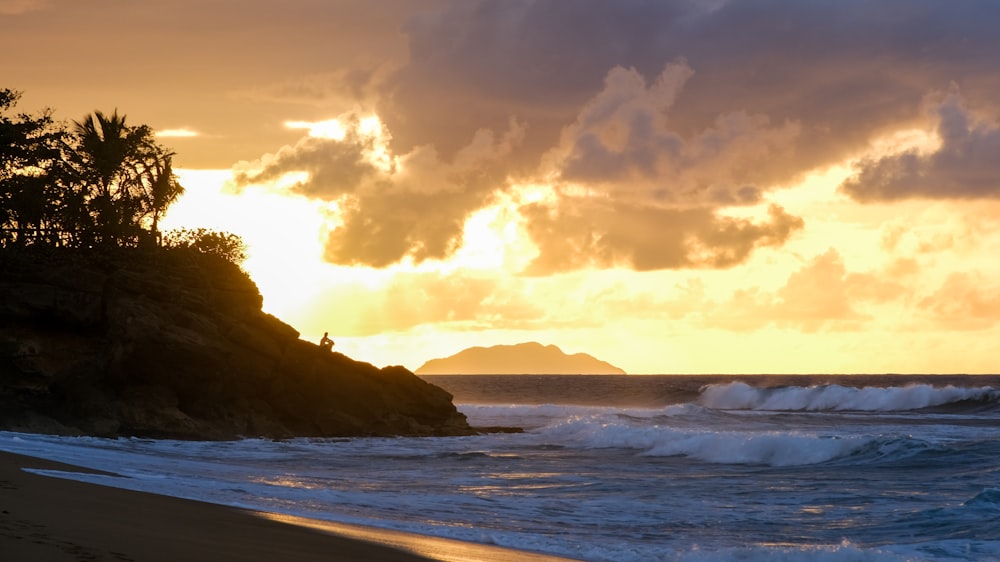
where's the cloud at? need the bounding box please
[313,267,705,336]
[918,272,1000,331]
[707,249,904,332]
[878,202,997,259]
[841,88,1000,200]
[339,246,998,337]
[380,0,1000,187]
[512,62,804,274]
[323,187,484,267]
[233,113,523,267]
[522,201,802,273]
[347,272,544,334]
[13,1,1000,174]
[235,62,806,273]
[155,128,200,138]
[304,268,612,336]
[234,115,387,199]
[230,1,1000,273]
[544,62,801,205]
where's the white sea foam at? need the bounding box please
[536,414,869,466]
[699,382,997,412]
[641,431,868,466]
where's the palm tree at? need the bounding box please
[69,110,182,247]
[142,152,184,245]
[72,110,147,197]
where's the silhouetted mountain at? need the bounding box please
[415,342,626,375]
[0,248,478,439]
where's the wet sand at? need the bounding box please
[0,450,576,562]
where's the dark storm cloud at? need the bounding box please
[383,0,1000,178]
[234,0,1000,271]
[841,90,1000,200]
[383,0,696,163]
[544,63,800,206]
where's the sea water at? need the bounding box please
[3,374,1000,561]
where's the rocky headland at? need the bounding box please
[0,248,476,439]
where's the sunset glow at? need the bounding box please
[9,1,1000,373]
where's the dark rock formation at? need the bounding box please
[415,341,627,375]
[0,248,474,439]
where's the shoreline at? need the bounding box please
[0,450,577,562]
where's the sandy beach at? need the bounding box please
[0,450,575,562]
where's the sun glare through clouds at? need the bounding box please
[163,170,333,318]
[157,102,1000,374]
[152,69,1000,374]
[164,153,549,363]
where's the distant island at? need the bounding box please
[415,342,627,375]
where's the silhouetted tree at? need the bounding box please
[0,89,67,246]
[2,90,186,251]
[140,152,184,245]
[68,110,149,246]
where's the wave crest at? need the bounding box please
[539,415,870,466]
[699,382,998,412]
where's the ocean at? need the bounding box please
[2,374,999,561]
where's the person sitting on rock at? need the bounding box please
[319,332,334,351]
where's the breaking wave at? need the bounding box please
[535,413,872,466]
[698,382,999,412]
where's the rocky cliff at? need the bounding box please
[0,248,473,439]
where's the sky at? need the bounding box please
[5,0,1000,374]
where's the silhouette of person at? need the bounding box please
[319,332,334,351]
